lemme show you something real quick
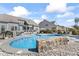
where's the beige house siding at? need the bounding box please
[0,14,39,34]
[39,20,56,30]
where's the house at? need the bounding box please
[56,25,69,34]
[0,14,39,35]
[56,25,68,31]
[39,20,69,34]
[39,20,56,30]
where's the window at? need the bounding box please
[45,24,48,26]
[11,26,17,31]
[23,26,26,31]
[1,25,5,32]
[11,26,15,31]
[27,27,29,30]
[15,26,17,30]
[32,25,34,29]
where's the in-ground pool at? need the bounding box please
[10,34,63,49]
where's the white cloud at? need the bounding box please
[67,6,75,11]
[9,6,30,17]
[64,12,74,17]
[46,0,67,13]
[41,15,48,19]
[56,12,74,18]
[56,11,79,19]
[33,19,43,24]
[46,3,76,13]
[46,0,79,13]
[66,19,74,22]
[33,15,48,24]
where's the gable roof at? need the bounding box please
[0,14,37,26]
[39,20,55,26]
[39,20,56,28]
[17,17,37,26]
[0,14,19,23]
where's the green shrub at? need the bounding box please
[68,27,79,35]
[73,30,79,35]
[57,30,63,34]
[70,29,79,35]
[5,31,13,37]
[40,29,52,33]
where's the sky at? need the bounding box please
[0,3,79,27]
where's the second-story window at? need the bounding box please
[45,24,48,26]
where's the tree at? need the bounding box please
[51,21,55,24]
[74,17,79,26]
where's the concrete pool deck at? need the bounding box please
[0,35,79,56]
[0,35,38,55]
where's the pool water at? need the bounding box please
[10,34,62,49]
[10,37,36,48]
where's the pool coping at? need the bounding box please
[0,35,37,55]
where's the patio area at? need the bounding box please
[0,36,79,56]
